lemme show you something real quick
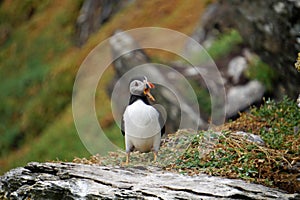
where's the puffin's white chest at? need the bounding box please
[123,100,160,139]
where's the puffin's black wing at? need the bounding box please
[158,111,166,136]
[154,105,166,136]
[121,115,125,136]
[160,124,165,136]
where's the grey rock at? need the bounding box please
[1,162,299,199]
[273,2,286,14]
[226,80,265,117]
[233,131,265,146]
[227,56,248,84]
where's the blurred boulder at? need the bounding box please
[226,80,265,117]
[227,56,248,85]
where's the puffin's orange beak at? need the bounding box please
[144,81,155,101]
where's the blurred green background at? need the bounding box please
[0,0,207,174]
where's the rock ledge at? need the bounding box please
[0,162,299,199]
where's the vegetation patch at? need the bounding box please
[190,29,243,64]
[245,55,278,92]
[0,0,81,158]
[207,29,243,59]
[171,96,300,193]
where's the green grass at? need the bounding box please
[207,29,243,59]
[188,29,243,65]
[3,107,90,172]
[0,0,80,158]
[27,110,89,162]
[104,123,125,150]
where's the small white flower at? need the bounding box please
[297,94,300,108]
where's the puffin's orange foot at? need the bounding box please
[153,152,158,162]
[121,153,130,166]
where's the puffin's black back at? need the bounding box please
[128,94,150,105]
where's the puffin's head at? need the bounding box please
[129,76,155,101]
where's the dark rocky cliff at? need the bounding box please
[194,0,300,98]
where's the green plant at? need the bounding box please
[251,96,300,150]
[207,29,243,59]
[189,29,243,64]
[245,56,278,92]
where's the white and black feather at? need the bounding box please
[122,95,165,153]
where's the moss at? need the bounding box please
[245,55,278,92]
[207,29,243,59]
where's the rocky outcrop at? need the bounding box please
[193,0,300,98]
[1,162,299,199]
[226,80,265,117]
[76,0,130,46]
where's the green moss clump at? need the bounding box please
[207,29,243,59]
[245,56,278,92]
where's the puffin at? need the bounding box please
[121,77,165,164]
